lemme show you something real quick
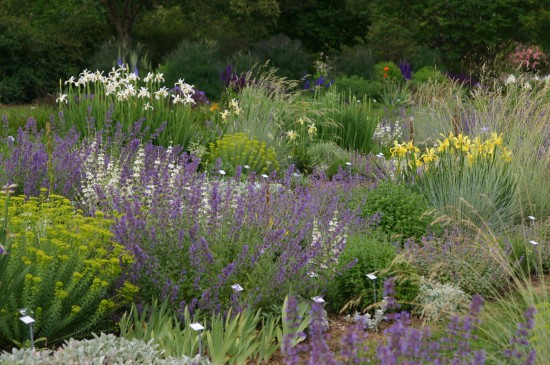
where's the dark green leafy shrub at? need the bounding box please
[0,16,74,103]
[253,34,311,80]
[326,232,397,313]
[330,46,377,79]
[161,40,225,98]
[334,76,383,100]
[406,44,446,71]
[230,50,263,74]
[349,181,436,242]
[208,133,280,175]
[0,193,137,349]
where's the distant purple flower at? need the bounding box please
[398,61,412,80]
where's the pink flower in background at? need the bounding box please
[508,43,548,72]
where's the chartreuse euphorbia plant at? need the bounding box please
[0,190,138,349]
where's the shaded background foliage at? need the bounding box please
[1,0,550,103]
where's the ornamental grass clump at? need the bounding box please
[0,191,137,349]
[391,131,517,232]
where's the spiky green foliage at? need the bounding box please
[0,192,137,349]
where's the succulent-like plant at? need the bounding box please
[208,133,279,175]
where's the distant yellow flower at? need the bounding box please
[209,103,219,111]
[71,305,81,314]
[405,140,419,153]
[452,133,471,151]
[421,148,438,164]
[308,123,317,137]
[390,141,408,158]
[501,147,513,162]
[491,132,503,146]
[436,136,450,153]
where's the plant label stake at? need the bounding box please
[366,273,377,304]
[19,309,35,350]
[190,323,205,357]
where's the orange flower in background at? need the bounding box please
[383,73,388,78]
[209,103,219,111]
[383,66,390,72]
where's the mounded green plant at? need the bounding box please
[348,181,437,242]
[373,62,403,83]
[161,39,225,98]
[0,191,138,349]
[334,76,383,100]
[252,34,311,80]
[330,46,377,79]
[326,232,397,313]
[208,132,280,175]
[410,66,447,86]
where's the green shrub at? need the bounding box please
[208,133,280,175]
[252,34,311,80]
[330,46,377,79]
[0,333,211,364]
[406,44,446,71]
[411,66,447,86]
[373,62,404,83]
[229,50,262,74]
[161,40,225,98]
[307,141,352,178]
[349,181,436,242]
[334,76,383,100]
[0,192,137,349]
[326,232,397,313]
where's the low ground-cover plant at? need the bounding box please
[403,231,510,298]
[0,192,137,349]
[0,333,211,364]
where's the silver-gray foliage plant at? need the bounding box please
[0,333,211,365]
[415,276,471,322]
